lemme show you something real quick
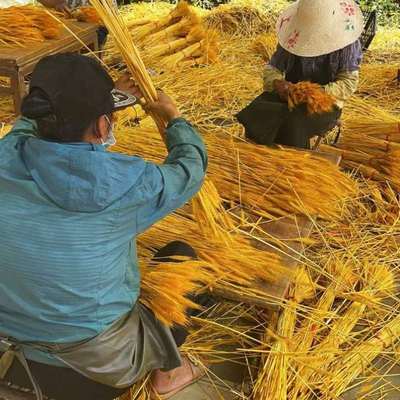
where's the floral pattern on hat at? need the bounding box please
[340,1,356,16]
[286,30,300,49]
[279,15,292,31]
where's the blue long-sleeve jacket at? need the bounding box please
[0,117,207,365]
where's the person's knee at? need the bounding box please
[155,241,197,260]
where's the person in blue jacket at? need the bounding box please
[0,53,208,400]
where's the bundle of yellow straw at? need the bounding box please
[90,0,167,136]
[115,119,358,221]
[103,2,219,70]
[288,82,336,115]
[0,5,61,47]
[254,268,315,400]
[139,259,217,327]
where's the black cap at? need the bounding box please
[21,53,137,131]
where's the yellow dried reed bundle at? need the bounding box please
[288,259,357,399]
[0,5,61,47]
[342,97,400,142]
[138,211,288,294]
[90,0,167,136]
[321,139,400,191]
[191,179,236,247]
[254,268,315,400]
[252,33,278,62]
[114,119,358,221]
[130,1,191,41]
[290,264,396,399]
[159,30,220,70]
[359,64,399,93]
[144,13,200,45]
[147,37,263,123]
[288,82,336,115]
[139,258,217,326]
[147,26,206,58]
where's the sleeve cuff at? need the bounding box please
[167,117,192,129]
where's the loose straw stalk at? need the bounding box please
[319,313,400,398]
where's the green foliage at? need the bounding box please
[359,0,399,25]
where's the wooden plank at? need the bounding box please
[0,20,98,68]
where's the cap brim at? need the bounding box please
[112,89,138,110]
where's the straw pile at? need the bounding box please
[252,33,278,62]
[320,99,400,190]
[105,1,220,70]
[0,5,61,47]
[114,118,358,221]
[358,63,400,112]
[0,1,399,398]
[249,179,400,399]
[204,0,288,37]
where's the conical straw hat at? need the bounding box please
[276,0,364,57]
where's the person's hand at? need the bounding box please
[274,79,292,101]
[114,73,136,95]
[132,87,181,123]
[40,0,71,15]
[144,91,181,123]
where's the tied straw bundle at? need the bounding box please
[288,264,396,400]
[148,26,206,58]
[288,82,336,115]
[0,5,61,47]
[321,133,400,191]
[319,313,400,398]
[130,1,191,41]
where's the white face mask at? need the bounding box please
[101,115,116,147]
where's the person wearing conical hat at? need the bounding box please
[238,0,363,149]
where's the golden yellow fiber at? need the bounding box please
[139,259,217,327]
[90,0,167,136]
[0,5,61,47]
[252,33,278,62]
[288,82,336,115]
[254,268,315,400]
